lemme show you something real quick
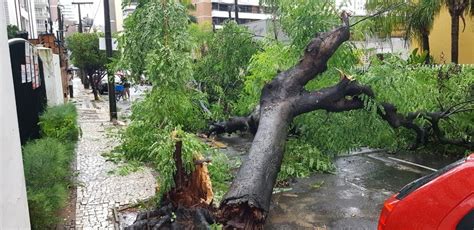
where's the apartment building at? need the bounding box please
[3,0,38,38]
[122,0,137,19]
[34,0,50,34]
[191,0,271,27]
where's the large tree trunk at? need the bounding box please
[220,103,292,228]
[450,13,459,64]
[218,12,354,228]
[86,70,100,101]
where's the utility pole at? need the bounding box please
[104,0,117,120]
[72,2,92,33]
[56,5,63,66]
[234,0,239,23]
[48,0,52,34]
[57,6,64,42]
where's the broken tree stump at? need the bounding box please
[125,141,216,229]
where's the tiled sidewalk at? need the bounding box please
[72,78,156,229]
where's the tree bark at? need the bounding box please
[421,31,430,64]
[87,71,100,101]
[220,103,292,228]
[450,13,459,64]
[219,12,353,228]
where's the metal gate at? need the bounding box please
[9,38,47,145]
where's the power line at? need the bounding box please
[89,0,102,32]
[72,2,93,33]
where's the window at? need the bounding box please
[219,4,229,11]
[396,158,465,200]
[457,209,474,230]
[212,17,228,25]
[238,5,252,13]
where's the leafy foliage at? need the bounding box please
[237,37,472,155]
[66,33,109,74]
[67,33,114,99]
[23,138,74,229]
[7,24,19,39]
[235,42,298,115]
[207,151,233,203]
[407,48,430,65]
[120,0,191,78]
[295,61,474,154]
[278,139,335,181]
[194,21,260,119]
[188,22,214,59]
[118,0,232,200]
[23,104,79,229]
[39,103,79,142]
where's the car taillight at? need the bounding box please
[378,196,399,230]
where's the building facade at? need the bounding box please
[191,0,271,27]
[109,0,137,32]
[3,0,38,38]
[34,0,50,34]
[411,6,474,64]
[336,0,366,16]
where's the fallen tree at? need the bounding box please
[120,1,472,227]
[215,12,473,228]
[218,12,356,228]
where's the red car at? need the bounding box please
[378,153,474,229]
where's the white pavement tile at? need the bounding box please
[73,78,156,228]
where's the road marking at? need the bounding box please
[387,157,437,172]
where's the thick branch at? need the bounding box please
[291,13,350,86]
[378,103,427,149]
[430,115,473,149]
[293,77,373,115]
[259,12,351,104]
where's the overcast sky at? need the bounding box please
[89,0,105,28]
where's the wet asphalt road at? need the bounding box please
[216,135,459,230]
[266,152,426,229]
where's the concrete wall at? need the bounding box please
[38,47,64,106]
[411,6,474,64]
[354,37,410,60]
[0,3,31,228]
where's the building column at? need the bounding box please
[0,3,31,229]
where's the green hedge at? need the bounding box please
[39,103,79,142]
[23,138,71,229]
[23,103,79,229]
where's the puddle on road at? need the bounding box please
[265,154,427,229]
[216,135,453,229]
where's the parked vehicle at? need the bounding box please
[378,153,474,229]
[99,75,122,95]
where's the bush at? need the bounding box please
[39,103,79,142]
[22,138,73,229]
